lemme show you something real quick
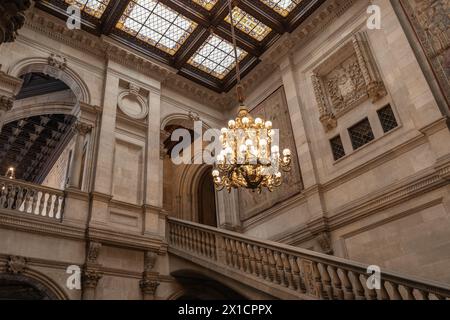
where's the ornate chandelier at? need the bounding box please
[212,0,292,193]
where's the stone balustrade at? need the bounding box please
[168,217,450,300]
[0,177,64,220]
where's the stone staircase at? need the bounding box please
[167,217,450,300]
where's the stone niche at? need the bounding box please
[238,86,303,221]
[312,32,387,132]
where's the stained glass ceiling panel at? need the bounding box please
[225,7,272,41]
[64,0,110,18]
[192,0,219,11]
[116,0,198,55]
[260,0,302,17]
[188,34,247,80]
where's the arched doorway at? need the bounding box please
[197,166,217,227]
[0,274,59,300]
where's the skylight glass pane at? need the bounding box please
[192,0,218,11]
[225,7,272,41]
[116,0,198,55]
[64,0,110,18]
[188,34,247,80]
[260,0,302,17]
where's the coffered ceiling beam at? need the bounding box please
[100,0,130,35]
[238,0,285,34]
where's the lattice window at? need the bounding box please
[64,0,110,18]
[348,118,374,150]
[225,7,272,41]
[330,135,345,161]
[260,0,302,17]
[377,104,398,133]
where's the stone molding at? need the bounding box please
[0,70,23,97]
[272,161,450,245]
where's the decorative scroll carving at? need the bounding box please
[0,95,14,112]
[82,268,102,289]
[72,121,92,136]
[86,242,102,264]
[48,53,67,71]
[238,87,303,221]
[188,111,200,122]
[7,255,27,274]
[316,232,333,255]
[312,32,387,131]
[0,0,31,44]
[398,0,450,107]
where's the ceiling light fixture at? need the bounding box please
[212,0,292,193]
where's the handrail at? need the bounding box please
[0,177,65,221]
[167,217,450,300]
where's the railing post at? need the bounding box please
[216,234,225,264]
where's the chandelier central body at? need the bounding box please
[212,106,291,193]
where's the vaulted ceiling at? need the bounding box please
[37,0,325,92]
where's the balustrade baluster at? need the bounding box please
[230,239,239,268]
[340,269,355,300]
[39,191,46,216]
[281,253,295,290]
[236,241,245,271]
[7,185,16,209]
[16,187,24,211]
[363,274,378,300]
[320,264,333,299]
[329,265,344,300]
[379,280,389,300]
[352,272,367,300]
[46,193,53,217]
[24,189,33,213]
[31,190,39,215]
[312,261,324,299]
[266,249,277,283]
[247,245,257,276]
[290,256,302,292]
[241,243,250,273]
[0,184,7,208]
[405,286,415,300]
[419,289,429,300]
[274,252,286,286]
[390,282,403,300]
[260,248,270,281]
[253,246,263,278]
[224,238,232,266]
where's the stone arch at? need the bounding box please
[4,101,77,125]
[161,112,213,131]
[174,163,217,225]
[169,269,248,300]
[0,269,68,300]
[8,57,91,104]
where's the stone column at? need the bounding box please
[68,121,92,189]
[143,88,164,235]
[82,269,102,300]
[0,95,13,132]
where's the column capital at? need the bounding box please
[72,120,93,136]
[0,95,13,112]
[140,279,160,296]
[82,268,103,289]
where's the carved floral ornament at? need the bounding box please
[312,32,387,132]
[117,83,148,120]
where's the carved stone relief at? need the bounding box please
[312,32,387,132]
[7,255,27,274]
[117,83,148,120]
[238,86,303,221]
[398,0,450,107]
[0,0,32,44]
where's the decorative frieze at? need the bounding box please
[312,32,387,132]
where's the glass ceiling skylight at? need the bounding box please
[187,34,247,80]
[225,7,272,41]
[260,0,302,17]
[116,0,198,56]
[64,0,110,18]
[192,0,218,11]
